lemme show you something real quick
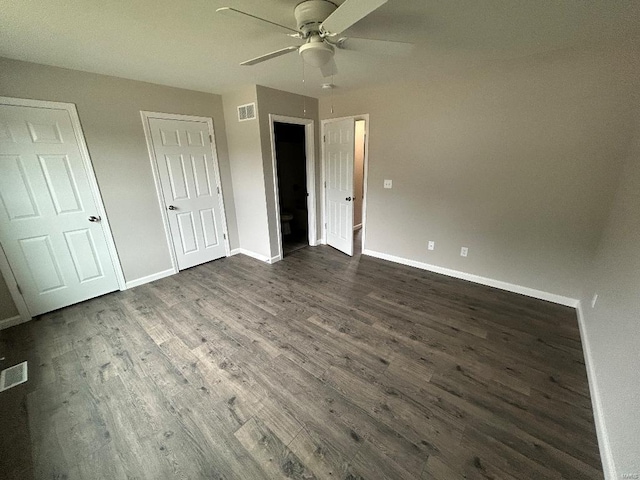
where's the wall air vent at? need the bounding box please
[0,361,28,392]
[237,102,256,122]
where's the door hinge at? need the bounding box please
[223,233,227,240]
[324,181,326,188]
[323,135,326,142]
[324,223,327,229]
[209,134,213,142]
[217,186,220,194]
[16,284,22,295]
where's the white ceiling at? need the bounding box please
[1,0,639,98]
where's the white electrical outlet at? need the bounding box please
[591,293,598,308]
[460,247,468,257]
[384,179,392,189]
[428,241,435,251]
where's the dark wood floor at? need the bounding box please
[0,244,603,479]
[283,230,310,256]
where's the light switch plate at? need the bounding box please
[384,179,392,189]
[428,241,435,251]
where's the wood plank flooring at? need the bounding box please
[0,245,603,479]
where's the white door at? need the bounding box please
[147,117,227,270]
[0,103,119,316]
[325,118,355,255]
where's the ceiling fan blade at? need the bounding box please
[339,37,413,57]
[320,0,388,36]
[240,46,299,66]
[320,57,338,78]
[216,7,299,35]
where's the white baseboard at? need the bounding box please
[353,223,362,231]
[576,302,616,479]
[232,248,271,263]
[0,315,29,331]
[269,254,282,264]
[230,248,241,256]
[362,249,579,308]
[124,268,176,289]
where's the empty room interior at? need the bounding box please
[0,1,639,479]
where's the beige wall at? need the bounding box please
[221,86,319,261]
[319,46,637,300]
[256,86,319,259]
[579,121,640,478]
[222,86,271,259]
[0,57,238,320]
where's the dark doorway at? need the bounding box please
[274,122,308,256]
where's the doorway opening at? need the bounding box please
[274,122,309,256]
[353,119,366,254]
[141,111,230,273]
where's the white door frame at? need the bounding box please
[268,114,317,261]
[0,96,126,323]
[140,111,231,273]
[321,114,370,253]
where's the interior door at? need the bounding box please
[0,102,119,316]
[325,118,355,255]
[147,117,227,270]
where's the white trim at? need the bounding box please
[269,254,282,264]
[0,315,27,331]
[353,223,362,231]
[66,102,127,291]
[208,121,232,258]
[0,242,30,321]
[140,112,178,273]
[230,248,241,256]
[268,114,317,262]
[0,96,126,322]
[124,268,175,289]
[359,118,370,254]
[233,248,271,263]
[321,114,370,252]
[576,302,616,480]
[140,111,232,272]
[362,248,579,307]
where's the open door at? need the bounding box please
[0,99,122,317]
[324,117,355,255]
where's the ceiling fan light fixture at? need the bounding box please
[299,41,334,67]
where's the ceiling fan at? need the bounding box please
[216,0,413,77]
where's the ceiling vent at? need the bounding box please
[0,361,28,392]
[237,103,256,122]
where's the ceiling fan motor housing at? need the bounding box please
[294,0,337,36]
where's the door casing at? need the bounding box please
[0,96,126,326]
[268,114,317,262]
[321,114,370,253]
[140,111,231,273]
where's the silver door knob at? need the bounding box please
[88,215,101,222]
[168,205,177,210]
[345,197,352,201]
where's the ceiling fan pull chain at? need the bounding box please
[302,59,307,116]
[331,73,335,114]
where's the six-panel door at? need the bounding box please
[0,104,119,316]
[148,117,227,270]
[325,118,355,256]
